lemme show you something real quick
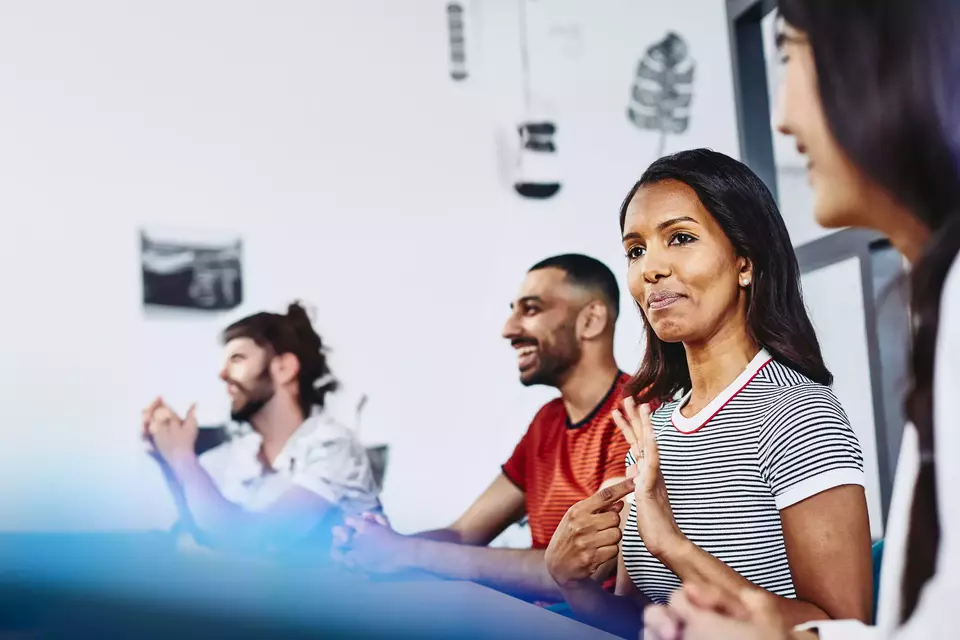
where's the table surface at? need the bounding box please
[0,532,620,639]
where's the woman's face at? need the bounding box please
[622,180,752,345]
[775,23,877,229]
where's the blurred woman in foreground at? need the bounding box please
[643,0,960,638]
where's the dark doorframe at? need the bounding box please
[726,0,779,200]
[794,229,910,527]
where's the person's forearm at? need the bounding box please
[660,537,829,626]
[398,538,561,601]
[167,453,262,546]
[414,528,466,544]
[559,579,645,639]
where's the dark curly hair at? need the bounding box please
[220,301,338,417]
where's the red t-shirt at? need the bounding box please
[502,373,635,550]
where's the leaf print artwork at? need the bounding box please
[627,32,695,158]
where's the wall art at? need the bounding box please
[447,2,468,81]
[627,31,695,158]
[141,229,243,311]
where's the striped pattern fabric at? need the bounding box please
[622,349,865,603]
[502,373,633,549]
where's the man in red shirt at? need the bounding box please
[334,254,636,602]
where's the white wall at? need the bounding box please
[800,261,885,539]
[0,0,740,533]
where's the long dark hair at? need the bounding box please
[221,301,339,418]
[779,0,960,622]
[620,148,832,403]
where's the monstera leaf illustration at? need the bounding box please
[627,32,695,157]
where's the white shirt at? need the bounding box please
[803,255,960,638]
[198,413,381,515]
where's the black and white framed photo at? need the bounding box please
[140,228,243,311]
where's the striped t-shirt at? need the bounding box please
[622,348,865,603]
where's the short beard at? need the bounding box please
[520,355,576,387]
[229,366,276,423]
[520,324,581,388]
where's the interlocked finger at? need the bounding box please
[150,405,179,434]
[141,397,164,438]
[593,544,621,567]
[594,525,623,548]
[591,509,622,532]
[595,500,625,515]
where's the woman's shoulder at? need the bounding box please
[758,378,851,436]
[934,254,960,436]
[940,253,960,343]
[651,397,682,419]
[757,359,843,409]
[757,363,856,444]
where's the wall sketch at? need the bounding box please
[141,230,243,311]
[512,0,561,200]
[627,32,695,158]
[514,121,561,199]
[447,2,468,81]
[546,23,584,59]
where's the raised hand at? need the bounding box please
[143,399,199,463]
[141,396,164,443]
[612,397,684,558]
[545,476,636,587]
[644,584,805,640]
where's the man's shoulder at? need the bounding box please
[535,394,566,414]
[289,413,367,464]
[528,396,566,427]
[197,431,259,479]
[299,412,356,439]
[522,373,634,436]
[507,397,566,449]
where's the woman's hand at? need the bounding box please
[643,584,818,640]
[613,397,686,559]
